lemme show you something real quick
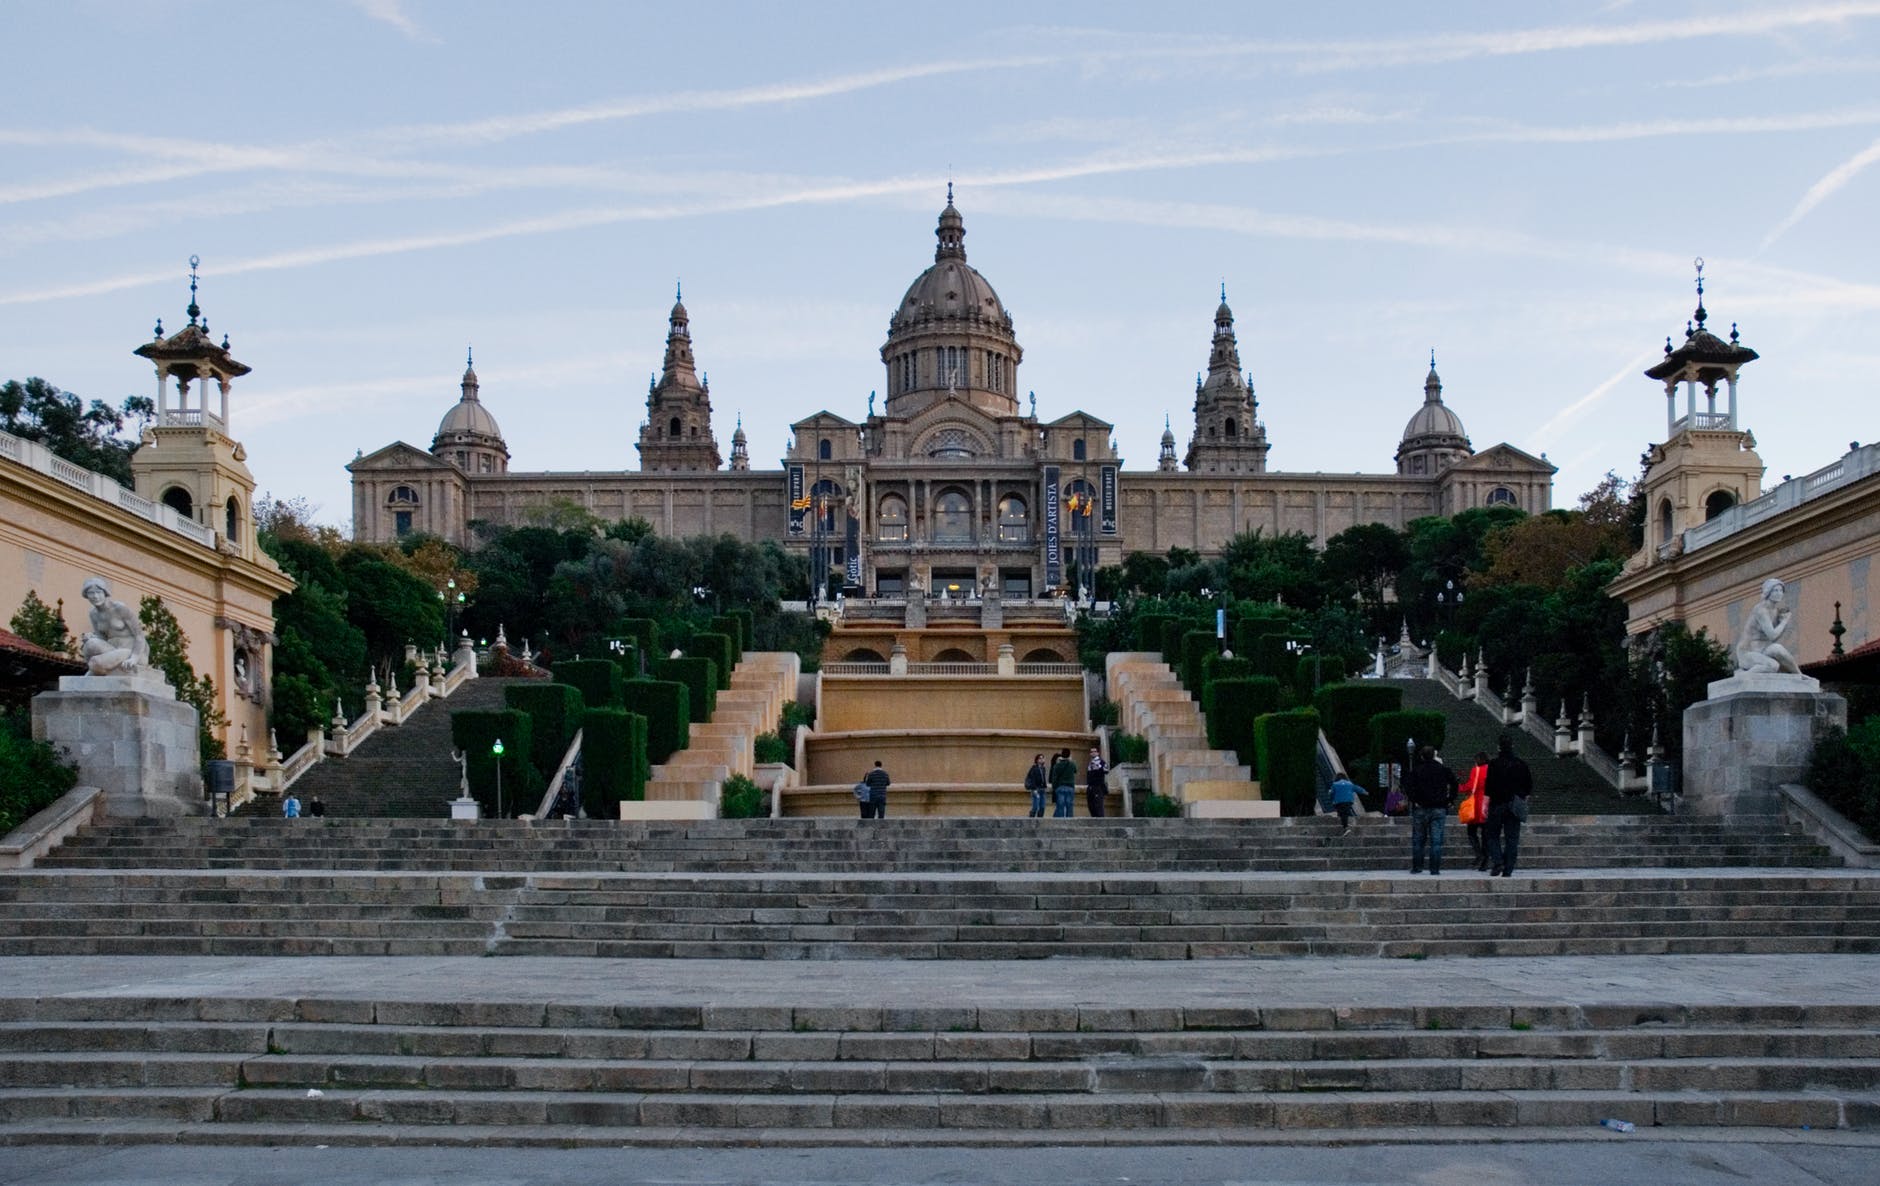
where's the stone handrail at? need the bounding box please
[0,785,102,869]
[0,426,217,548]
[1780,782,1879,867]
[531,728,585,819]
[277,731,325,789]
[1579,737,1623,787]
[1426,657,1625,792]
[1682,441,1877,555]
[822,662,890,675]
[1016,663,1084,676]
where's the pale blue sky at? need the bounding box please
[4,1,1877,529]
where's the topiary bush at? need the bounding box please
[688,632,737,690]
[622,678,690,764]
[1365,710,1448,791]
[1203,676,1282,766]
[719,772,769,819]
[1134,612,1173,654]
[753,732,789,765]
[450,708,539,816]
[505,682,586,779]
[551,659,622,710]
[580,707,649,813]
[607,640,642,679]
[1202,653,1257,689]
[1314,684,1403,769]
[613,618,660,668]
[1254,708,1321,817]
[710,615,747,661]
[654,656,718,723]
[1180,630,1219,694]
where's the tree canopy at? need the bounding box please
[1,378,151,487]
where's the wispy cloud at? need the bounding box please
[1762,134,1880,247]
[1656,54,1880,88]
[350,0,434,44]
[1528,349,1660,445]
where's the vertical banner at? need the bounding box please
[845,511,860,585]
[787,464,806,535]
[1099,464,1118,535]
[1043,465,1061,588]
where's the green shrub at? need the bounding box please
[551,659,623,710]
[1089,698,1119,728]
[654,656,718,723]
[753,732,789,764]
[450,709,539,816]
[729,609,755,654]
[778,700,814,762]
[711,615,747,660]
[613,618,660,666]
[1112,732,1149,764]
[1203,653,1257,688]
[1252,632,1299,685]
[1203,676,1282,765]
[0,711,78,836]
[606,640,642,679]
[505,683,586,778]
[1135,612,1173,654]
[1255,708,1321,817]
[1809,720,1880,840]
[688,632,737,690]
[1366,710,1448,791]
[1159,619,1191,666]
[580,707,649,812]
[1179,630,1220,694]
[720,772,768,819]
[622,678,690,764]
[1138,793,1181,818]
[1314,684,1403,768]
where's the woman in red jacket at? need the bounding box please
[1459,751,1490,872]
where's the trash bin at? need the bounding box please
[204,760,235,817]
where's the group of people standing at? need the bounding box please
[1329,735,1534,876]
[1024,747,1108,818]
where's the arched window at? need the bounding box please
[668,416,681,437]
[997,495,1028,543]
[877,495,908,542]
[225,496,240,544]
[933,490,972,542]
[1064,479,1096,531]
[162,487,194,518]
[1486,487,1517,507]
[1225,417,1237,439]
[810,478,843,532]
[1658,498,1675,544]
[1705,490,1736,520]
[1073,438,1087,461]
[388,486,419,505]
[818,437,832,461]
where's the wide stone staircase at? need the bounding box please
[1385,678,1654,815]
[1106,653,1269,816]
[632,653,800,819]
[282,677,522,818]
[1,989,1877,1144]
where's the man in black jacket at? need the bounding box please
[1404,745,1459,875]
[1483,735,1534,876]
[862,760,891,820]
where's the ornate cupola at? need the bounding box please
[130,255,262,559]
[881,186,1023,420]
[637,284,722,472]
[1183,287,1269,473]
[729,414,750,471]
[1158,415,1180,472]
[1633,259,1763,557]
[431,348,510,476]
[1395,351,1472,477]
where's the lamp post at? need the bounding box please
[1432,577,1463,650]
[491,738,505,820]
[438,578,465,647]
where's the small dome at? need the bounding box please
[891,198,1011,332]
[1401,400,1467,444]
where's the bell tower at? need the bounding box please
[1634,259,1763,560]
[130,256,260,560]
[1184,287,1269,473]
[637,284,722,472]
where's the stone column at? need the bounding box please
[1682,674,1846,815]
[32,671,203,818]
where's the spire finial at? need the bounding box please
[946,179,954,205]
[1220,280,1227,303]
[186,254,201,325]
[675,279,682,303]
[466,346,473,368]
[1692,256,1707,327]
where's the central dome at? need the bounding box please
[881,194,1023,419]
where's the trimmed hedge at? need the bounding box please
[551,659,623,710]
[1313,684,1403,769]
[689,632,737,690]
[622,678,690,764]
[1159,618,1191,666]
[580,707,649,813]
[1254,708,1321,817]
[719,772,768,819]
[505,683,586,779]
[613,618,660,666]
[449,708,539,817]
[753,732,789,765]
[729,609,755,654]
[1135,612,1174,654]
[1180,630,1220,694]
[1202,653,1257,688]
[1203,676,1282,765]
[1366,710,1448,790]
[1251,632,1300,685]
[1112,732,1149,764]
[654,656,718,723]
[711,615,747,660]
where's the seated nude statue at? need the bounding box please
[1735,577,1801,675]
[78,577,149,676]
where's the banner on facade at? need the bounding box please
[1043,465,1061,588]
[787,464,807,535]
[1099,464,1117,535]
[845,510,860,585]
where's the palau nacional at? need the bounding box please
[349,191,1557,593]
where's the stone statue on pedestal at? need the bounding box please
[78,577,148,676]
[1734,577,1800,675]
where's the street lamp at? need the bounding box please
[438,578,465,647]
[491,738,505,819]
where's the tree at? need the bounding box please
[1476,510,1629,591]
[8,590,73,656]
[138,595,226,765]
[1,378,152,487]
[1322,523,1408,636]
[337,550,445,663]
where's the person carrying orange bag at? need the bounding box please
[1459,750,1490,871]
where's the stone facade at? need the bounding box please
[351,197,1555,589]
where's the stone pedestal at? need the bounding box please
[32,673,204,818]
[1682,674,1845,816]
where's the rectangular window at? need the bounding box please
[394,510,413,537]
